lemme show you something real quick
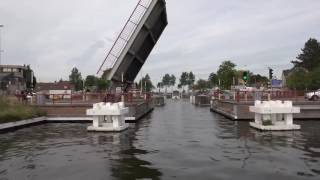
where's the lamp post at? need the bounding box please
[0,24,3,65]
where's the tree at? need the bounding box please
[188,72,195,90]
[308,66,320,90]
[162,74,171,93]
[217,61,236,90]
[69,67,83,91]
[248,74,269,87]
[25,65,34,89]
[208,73,218,88]
[170,74,176,88]
[195,79,209,92]
[97,78,110,92]
[85,75,97,88]
[286,67,310,90]
[292,38,320,71]
[139,74,154,92]
[179,72,189,91]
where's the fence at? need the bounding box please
[23,92,153,105]
[212,90,307,103]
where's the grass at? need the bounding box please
[262,120,273,126]
[0,97,47,124]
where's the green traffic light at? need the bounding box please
[242,71,248,82]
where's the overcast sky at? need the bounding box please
[1,0,320,83]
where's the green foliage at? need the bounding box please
[97,78,111,92]
[0,98,46,123]
[208,73,218,88]
[307,66,320,90]
[195,79,209,91]
[262,120,273,126]
[83,75,110,92]
[188,72,195,88]
[162,74,171,92]
[292,38,320,71]
[170,75,176,87]
[69,67,83,91]
[162,74,171,87]
[179,72,189,88]
[247,73,269,87]
[286,67,310,90]
[138,74,154,92]
[85,75,98,88]
[217,61,237,90]
[25,65,35,89]
[287,38,320,90]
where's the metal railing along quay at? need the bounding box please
[212,90,308,103]
[23,92,153,105]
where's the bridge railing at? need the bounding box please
[97,0,152,75]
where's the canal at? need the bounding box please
[0,100,320,179]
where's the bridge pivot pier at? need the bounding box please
[87,102,129,132]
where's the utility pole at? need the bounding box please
[0,25,4,65]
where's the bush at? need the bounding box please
[0,97,47,124]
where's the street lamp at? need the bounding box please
[0,24,4,65]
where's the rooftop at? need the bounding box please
[36,81,75,91]
[0,65,29,70]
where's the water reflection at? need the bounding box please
[88,114,162,180]
[111,147,162,180]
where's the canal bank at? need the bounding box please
[0,100,319,179]
[211,99,320,120]
[0,101,154,132]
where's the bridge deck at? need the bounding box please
[98,0,168,87]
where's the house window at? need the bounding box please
[12,68,18,72]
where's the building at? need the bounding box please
[36,81,75,99]
[0,65,34,95]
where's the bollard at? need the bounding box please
[244,92,248,102]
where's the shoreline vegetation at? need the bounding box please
[0,97,46,124]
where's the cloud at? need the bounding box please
[1,0,320,84]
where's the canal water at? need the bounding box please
[0,100,320,180]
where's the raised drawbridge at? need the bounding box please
[97,0,168,90]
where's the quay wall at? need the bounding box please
[211,100,320,120]
[35,101,154,120]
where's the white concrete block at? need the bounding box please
[249,100,301,131]
[86,102,129,132]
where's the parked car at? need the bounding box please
[305,89,320,101]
